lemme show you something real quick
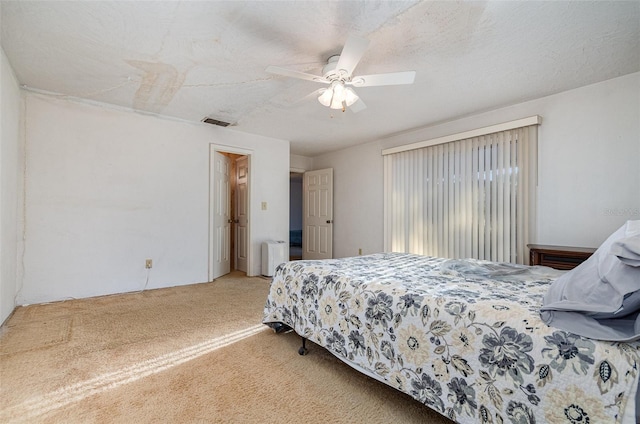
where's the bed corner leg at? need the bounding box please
[298,337,308,356]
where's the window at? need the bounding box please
[383,119,539,264]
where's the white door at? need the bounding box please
[212,152,231,279]
[303,168,333,260]
[235,156,248,272]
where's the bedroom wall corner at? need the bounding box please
[290,154,314,172]
[0,47,22,324]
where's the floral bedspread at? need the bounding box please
[262,253,640,424]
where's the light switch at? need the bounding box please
[261,201,267,210]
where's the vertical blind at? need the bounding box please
[383,125,538,264]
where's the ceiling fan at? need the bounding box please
[266,35,416,113]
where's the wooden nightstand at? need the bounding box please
[528,244,597,270]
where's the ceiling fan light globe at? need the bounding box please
[318,88,332,107]
[329,82,349,109]
[344,87,359,106]
[329,96,343,110]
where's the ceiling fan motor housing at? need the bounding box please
[322,55,348,81]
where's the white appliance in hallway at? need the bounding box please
[261,241,287,277]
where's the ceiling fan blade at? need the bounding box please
[265,66,328,84]
[349,71,416,87]
[294,88,325,105]
[349,98,367,113]
[335,35,370,77]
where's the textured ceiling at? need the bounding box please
[2,1,639,156]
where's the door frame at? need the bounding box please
[209,144,253,281]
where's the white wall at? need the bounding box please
[0,48,22,324]
[315,73,640,258]
[18,93,289,305]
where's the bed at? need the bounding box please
[263,225,640,423]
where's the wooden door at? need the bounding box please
[235,156,248,272]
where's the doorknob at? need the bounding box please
[228,219,234,224]
[326,220,333,224]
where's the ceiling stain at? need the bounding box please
[373,1,488,62]
[126,60,186,114]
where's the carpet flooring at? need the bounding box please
[0,271,452,423]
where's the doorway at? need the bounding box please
[289,172,303,260]
[209,147,251,280]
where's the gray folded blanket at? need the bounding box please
[540,220,640,341]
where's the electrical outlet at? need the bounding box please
[261,201,267,210]
[145,259,152,269]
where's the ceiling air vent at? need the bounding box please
[202,117,232,127]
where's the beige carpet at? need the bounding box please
[0,271,452,423]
